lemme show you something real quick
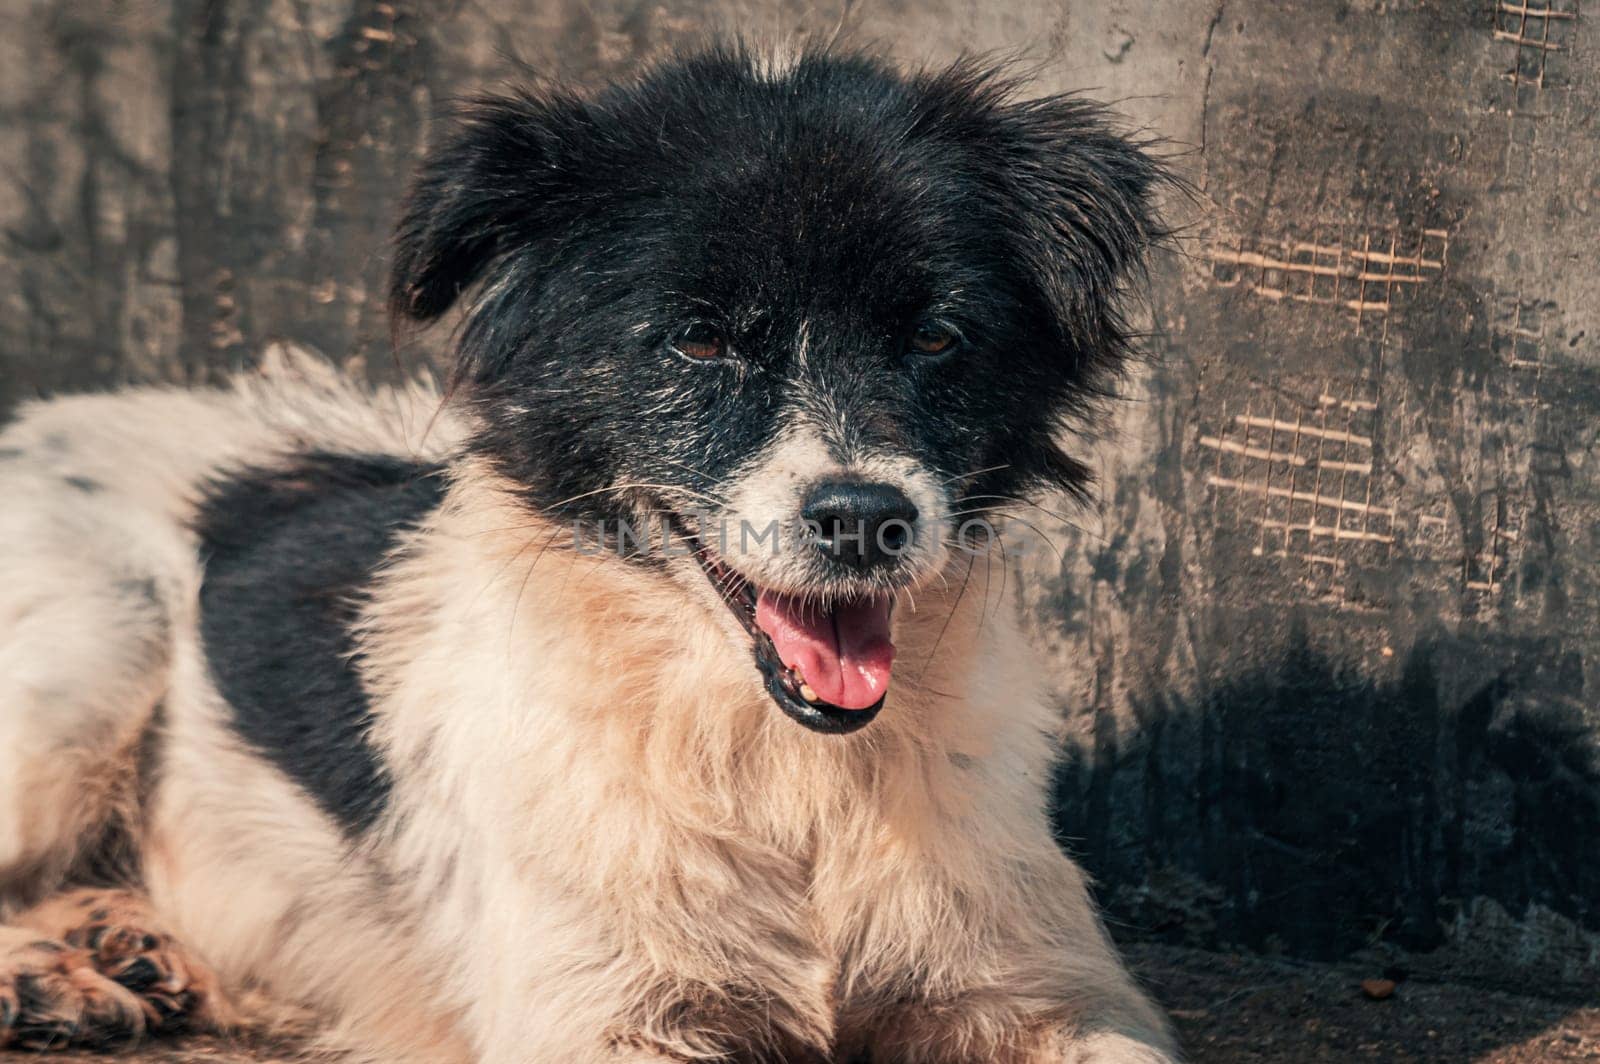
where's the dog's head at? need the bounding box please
[391,45,1166,733]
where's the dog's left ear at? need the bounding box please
[389,89,590,324]
[962,82,1170,362]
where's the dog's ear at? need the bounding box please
[389,89,589,324]
[924,65,1169,366]
[990,91,1167,355]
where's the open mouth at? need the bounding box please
[690,544,895,734]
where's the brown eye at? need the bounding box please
[669,322,727,361]
[910,320,960,357]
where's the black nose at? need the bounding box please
[801,480,920,572]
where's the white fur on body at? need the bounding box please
[0,359,1172,1063]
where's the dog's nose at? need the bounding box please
[801,480,919,571]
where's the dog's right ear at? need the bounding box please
[389,90,588,324]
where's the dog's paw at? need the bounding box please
[63,915,200,1030]
[0,936,152,1050]
[1053,1030,1180,1064]
[17,887,232,1037]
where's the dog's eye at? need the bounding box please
[909,320,961,357]
[669,322,727,362]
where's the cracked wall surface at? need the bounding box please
[1,0,1596,999]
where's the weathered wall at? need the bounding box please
[1,0,1596,1000]
[1040,0,1600,1001]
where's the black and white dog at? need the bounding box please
[0,45,1175,1063]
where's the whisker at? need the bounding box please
[915,552,977,691]
[464,481,729,541]
[525,481,728,519]
[939,463,1012,486]
[964,511,1068,566]
[948,501,1106,546]
[955,493,1088,529]
[650,456,730,495]
[978,529,1011,631]
[887,671,964,703]
[503,526,567,648]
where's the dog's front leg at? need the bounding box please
[854,979,1175,1064]
[865,970,1177,1064]
[843,833,1176,1064]
[1022,942,1177,1063]
[1035,1027,1177,1064]
[457,881,833,1064]
[998,862,1180,1064]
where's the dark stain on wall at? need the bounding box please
[1055,632,1599,986]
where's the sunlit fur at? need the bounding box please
[0,43,1176,1064]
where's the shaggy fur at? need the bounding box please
[0,45,1176,1062]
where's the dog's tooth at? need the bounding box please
[798,683,819,703]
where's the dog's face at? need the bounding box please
[391,47,1163,733]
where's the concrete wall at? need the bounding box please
[2,0,1596,1000]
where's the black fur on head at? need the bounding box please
[390,43,1170,532]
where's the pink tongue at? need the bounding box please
[754,592,895,710]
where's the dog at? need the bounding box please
[0,44,1175,1063]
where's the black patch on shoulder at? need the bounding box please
[196,453,446,835]
[64,475,102,493]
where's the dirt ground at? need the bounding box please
[1125,944,1600,1063]
[2,944,1594,1063]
